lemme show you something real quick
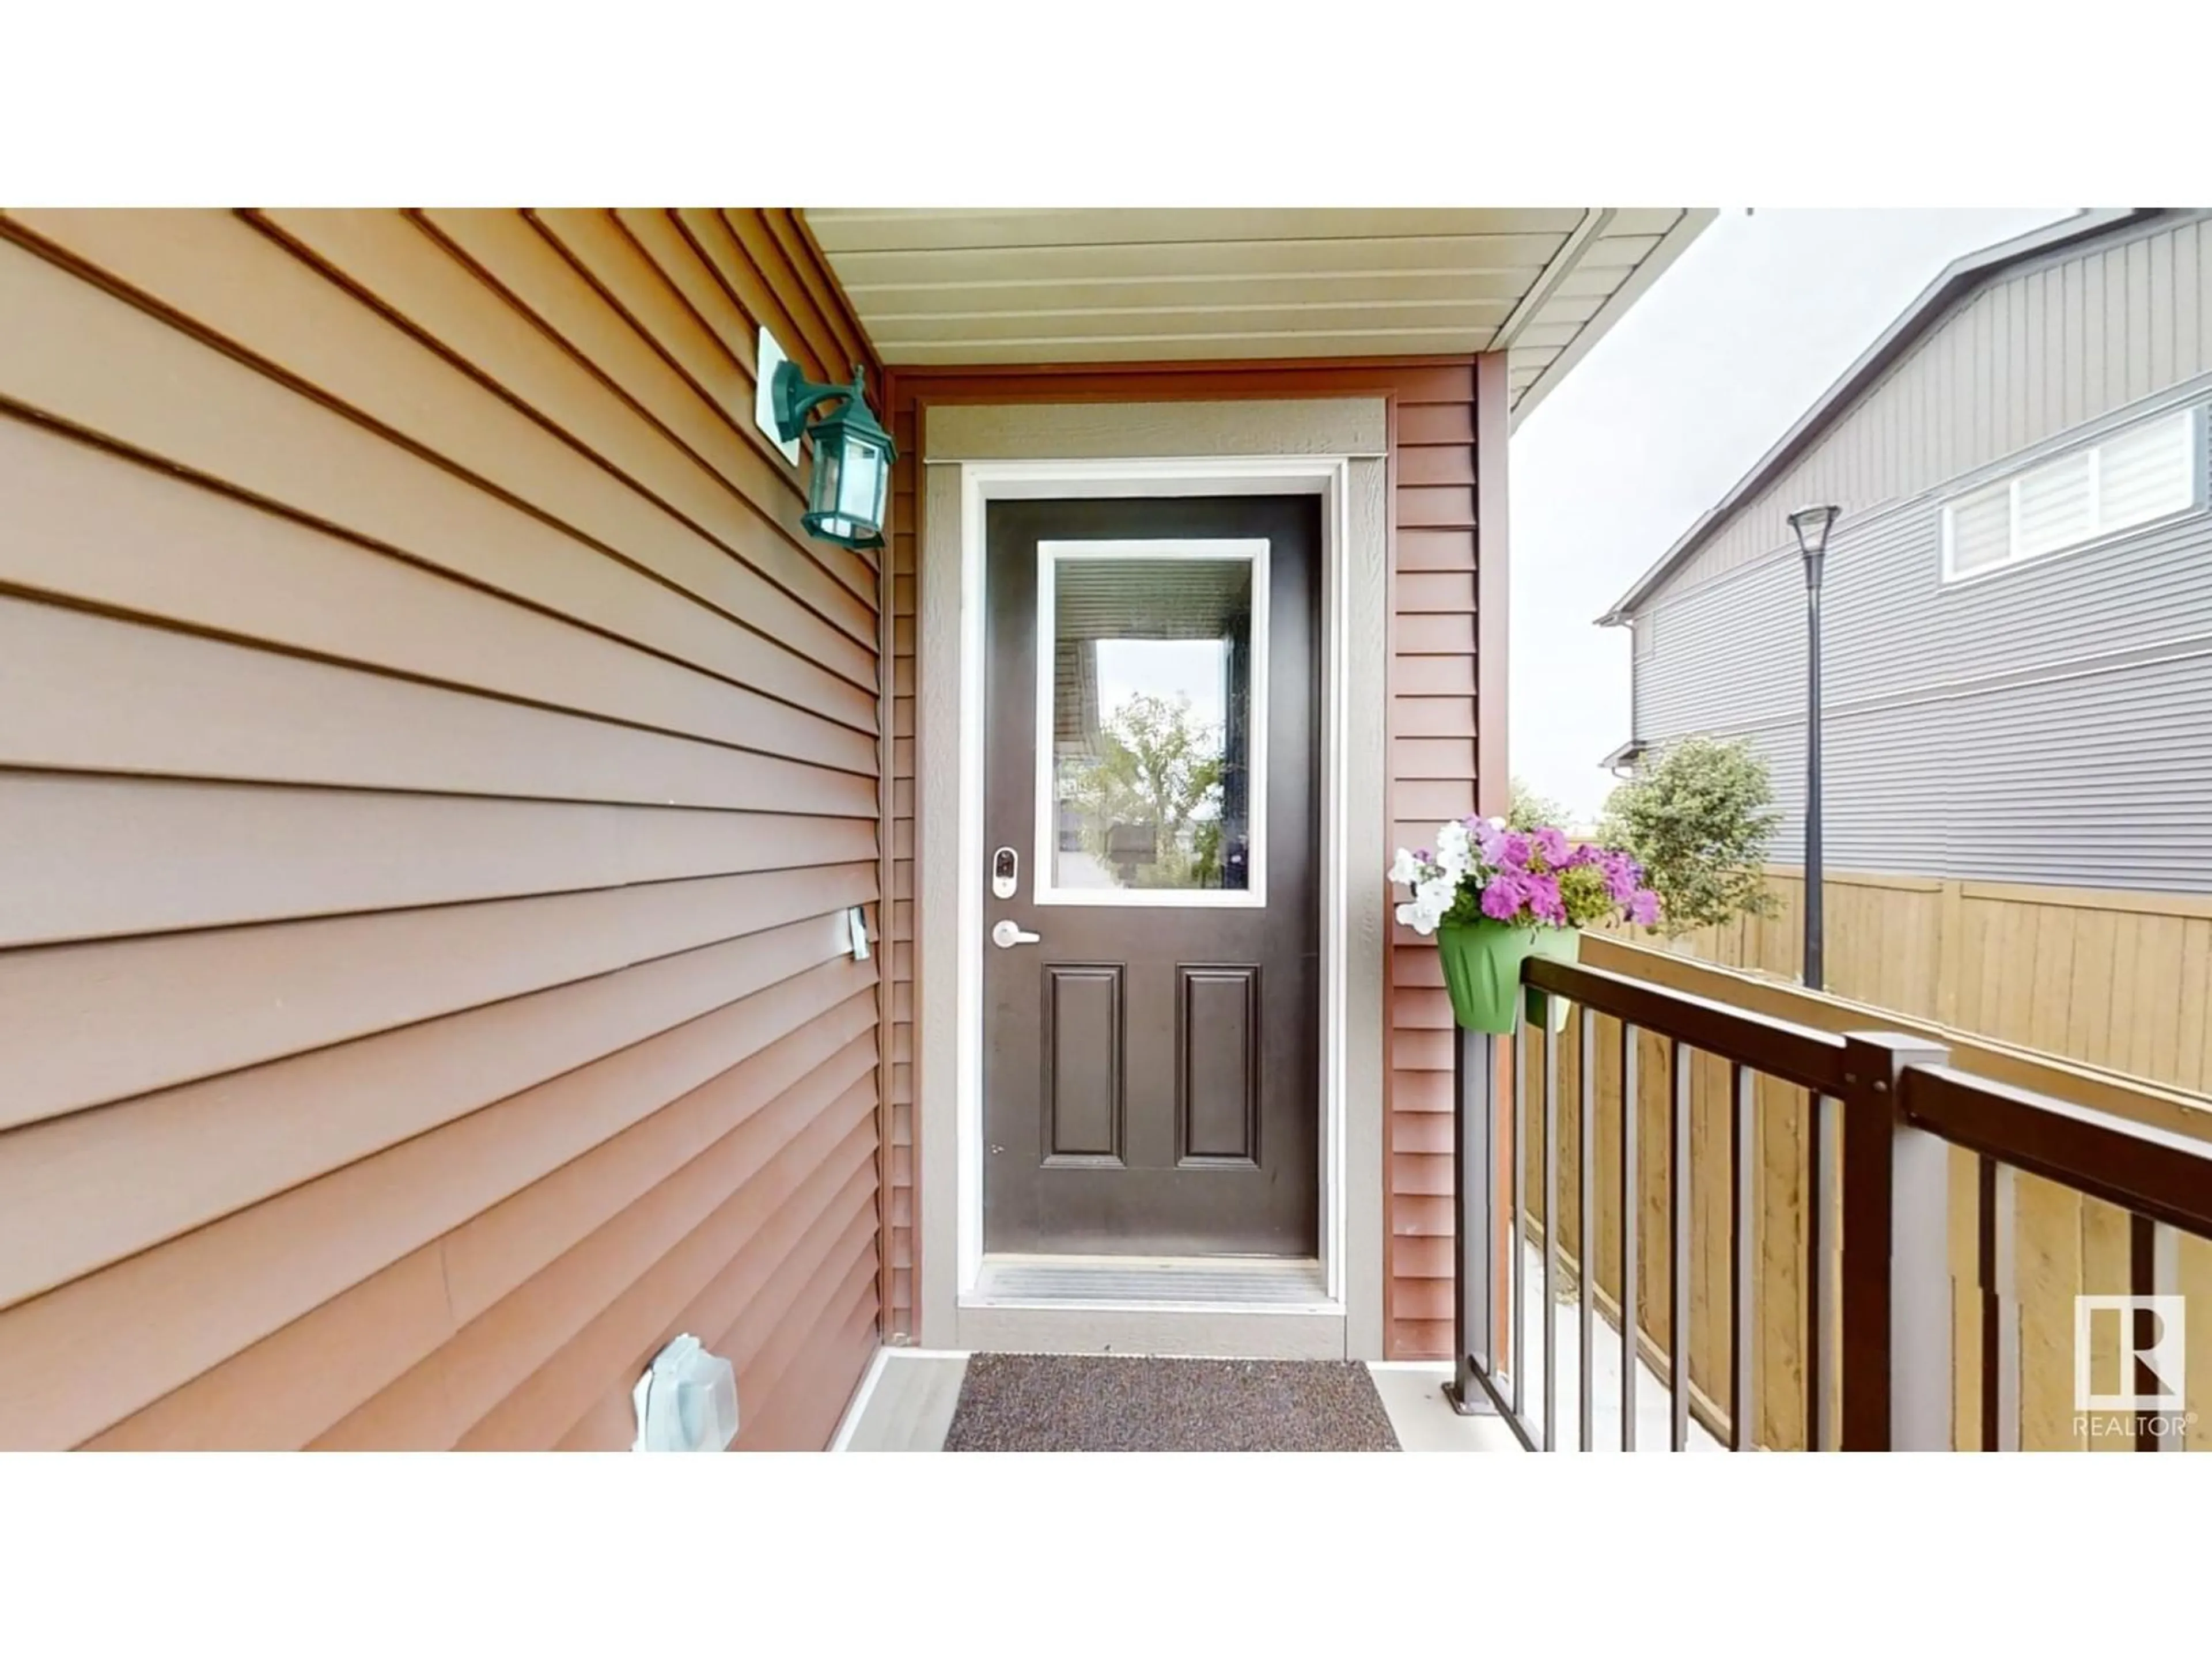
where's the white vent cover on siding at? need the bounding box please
[1942,405,2203,581]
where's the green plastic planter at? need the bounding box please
[1435,920,1581,1035]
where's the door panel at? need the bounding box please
[1042,964,1124,1165]
[1178,965,1259,1164]
[983,496,1319,1257]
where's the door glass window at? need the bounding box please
[1036,540,1267,906]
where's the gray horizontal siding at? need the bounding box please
[1632,384,2212,894]
[1634,552,1804,733]
[1649,210,2212,600]
[1675,649,2212,893]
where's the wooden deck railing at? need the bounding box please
[1448,953,2212,1450]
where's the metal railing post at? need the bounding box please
[1839,1032,1953,1451]
[1449,1022,1499,1415]
[2130,1215,2183,1452]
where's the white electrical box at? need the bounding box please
[755,327,803,466]
[631,1334,740,1453]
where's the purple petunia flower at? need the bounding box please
[1601,850,1639,903]
[1526,872,1566,925]
[1472,817,1506,863]
[1497,830,1532,872]
[1480,872,1528,921]
[1533,826,1570,867]
[1628,889,1661,926]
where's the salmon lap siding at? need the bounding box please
[0,209,890,1450]
[1386,379,1485,1361]
[885,359,1487,1359]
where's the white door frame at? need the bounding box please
[916,400,1389,1358]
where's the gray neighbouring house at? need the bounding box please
[1600,207,2212,894]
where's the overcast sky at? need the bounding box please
[1510,207,2074,825]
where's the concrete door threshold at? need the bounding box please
[955,1253,1342,1359]
[969,1253,1331,1309]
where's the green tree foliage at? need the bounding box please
[1506,777,1569,832]
[1063,694,1226,887]
[1600,736,1780,937]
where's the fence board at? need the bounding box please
[1565,872,2212,1449]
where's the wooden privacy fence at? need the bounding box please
[1680,869,2212,1096]
[1487,934,2212,1450]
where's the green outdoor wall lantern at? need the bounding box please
[771,360,896,550]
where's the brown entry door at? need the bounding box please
[983,496,1320,1257]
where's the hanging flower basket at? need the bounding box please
[1437,920,1582,1034]
[1390,815,1660,1036]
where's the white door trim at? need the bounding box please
[916,408,1389,1358]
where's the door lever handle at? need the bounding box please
[990,919,1041,949]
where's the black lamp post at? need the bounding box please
[1789,503,1840,991]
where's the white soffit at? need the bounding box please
[799,207,1714,425]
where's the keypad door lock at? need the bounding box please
[991,846,1018,900]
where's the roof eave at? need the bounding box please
[1510,209,1717,434]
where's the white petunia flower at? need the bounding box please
[1414,874,1456,922]
[1387,848,1423,888]
[1395,899,1437,935]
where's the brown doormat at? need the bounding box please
[943,1354,1401,1452]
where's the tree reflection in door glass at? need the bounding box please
[1049,552,1259,894]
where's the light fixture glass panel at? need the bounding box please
[811,441,842,520]
[838,435,884,520]
[1789,506,1838,555]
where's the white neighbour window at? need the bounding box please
[2099,409,2199,533]
[1941,405,2204,581]
[1945,486,2012,577]
[2013,448,2094,559]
